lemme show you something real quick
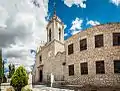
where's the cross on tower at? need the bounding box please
[53,0,56,15]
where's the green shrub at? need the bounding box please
[21,85,32,91]
[10,66,28,91]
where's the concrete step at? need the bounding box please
[33,85,46,88]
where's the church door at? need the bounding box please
[39,70,43,82]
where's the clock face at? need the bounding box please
[48,51,52,57]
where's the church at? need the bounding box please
[32,10,120,89]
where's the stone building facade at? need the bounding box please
[33,12,120,88]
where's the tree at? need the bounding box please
[3,75,7,83]
[10,66,28,91]
[11,64,15,76]
[0,49,3,83]
[8,64,15,78]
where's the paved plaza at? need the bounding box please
[33,85,74,91]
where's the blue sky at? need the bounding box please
[47,0,120,39]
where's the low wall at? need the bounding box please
[0,83,12,91]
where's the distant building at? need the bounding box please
[33,12,120,88]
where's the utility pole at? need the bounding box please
[2,60,4,77]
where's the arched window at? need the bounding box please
[49,29,51,42]
[59,28,61,40]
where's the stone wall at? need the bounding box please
[64,23,120,87]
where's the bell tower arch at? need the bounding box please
[46,8,64,43]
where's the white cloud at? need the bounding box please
[0,0,49,72]
[70,17,83,35]
[0,6,8,26]
[64,25,68,37]
[87,20,100,26]
[64,33,68,37]
[63,0,86,8]
[110,0,120,6]
[64,24,67,29]
[70,17,83,30]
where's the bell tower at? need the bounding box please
[46,3,64,43]
[46,2,65,55]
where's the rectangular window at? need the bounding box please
[68,44,74,55]
[95,34,104,48]
[96,61,105,74]
[80,38,87,51]
[39,55,42,63]
[80,62,88,75]
[69,64,74,76]
[113,33,120,46]
[114,60,120,73]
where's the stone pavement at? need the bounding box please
[32,85,75,91]
[32,85,120,91]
